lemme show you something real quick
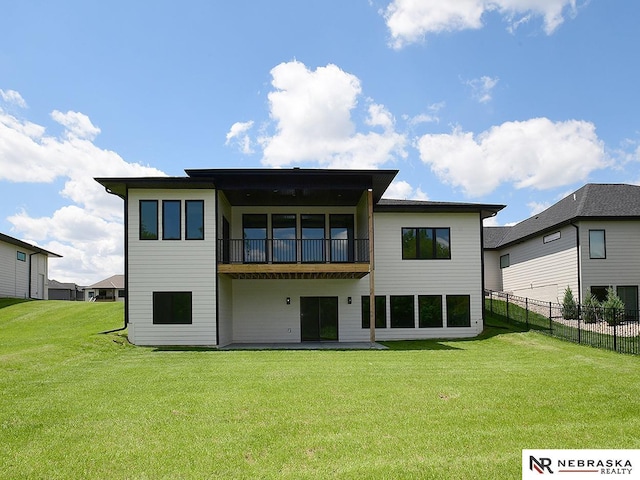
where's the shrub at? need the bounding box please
[561,286,579,320]
[602,287,625,326]
[582,291,600,324]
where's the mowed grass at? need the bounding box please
[1,301,639,479]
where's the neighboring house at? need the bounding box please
[96,168,503,347]
[484,184,640,310]
[0,232,62,300]
[48,279,84,301]
[84,274,125,302]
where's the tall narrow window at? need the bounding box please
[361,296,387,329]
[447,295,470,327]
[140,200,158,240]
[589,230,606,259]
[243,214,267,263]
[185,200,204,240]
[330,214,354,262]
[272,214,297,263]
[163,200,181,240]
[500,254,510,269]
[402,228,450,259]
[419,295,443,328]
[301,214,325,262]
[390,295,415,328]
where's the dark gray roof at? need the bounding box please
[49,279,81,290]
[487,184,640,248]
[483,227,511,249]
[376,198,505,219]
[0,233,62,258]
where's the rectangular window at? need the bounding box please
[447,295,470,327]
[418,295,443,328]
[153,292,192,324]
[272,214,297,263]
[390,295,415,328]
[402,228,450,259]
[616,286,638,321]
[140,200,158,240]
[500,254,510,269]
[543,231,561,243]
[361,296,387,329]
[16,251,26,262]
[185,200,205,240]
[162,200,181,240]
[590,286,608,302]
[243,214,267,263]
[330,214,354,262]
[301,214,325,262]
[589,230,606,259]
[118,290,126,298]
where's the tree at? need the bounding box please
[582,291,600,324]
[602,287,625,326]
[561,286,578,320]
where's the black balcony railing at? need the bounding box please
[218,238,369,264]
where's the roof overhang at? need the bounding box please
[94,177,215,199]
[375,200,505,220]
[0,233,62,258]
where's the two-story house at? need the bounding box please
[484,184,640,312]
[96,168,503,347]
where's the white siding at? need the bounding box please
[127,189,217,346]
[0,242,48,299]
[231,279,368,343]
[499,225,578,303]
[483,250,502,292]
[372,211,485,339]
[580,220,640,294]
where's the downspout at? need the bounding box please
[28,252,37,299]
[571,223,582,304]
[101,187,128,334]
[368,189,375,344]
[479,213,486,329]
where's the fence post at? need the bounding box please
[506,294,510,321]
[549,302,553,333]
[577,304,581,345]
[525,297,529,328]
[613,313,618,352]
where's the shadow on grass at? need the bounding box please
[0,298,32,309]
[381,315,529,351]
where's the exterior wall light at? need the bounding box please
[347,297,352,304]
[286,297,291,305]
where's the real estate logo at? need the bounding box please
[522,450,640,479]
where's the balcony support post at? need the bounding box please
[368,189,376,343]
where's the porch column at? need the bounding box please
[368,189,375,343]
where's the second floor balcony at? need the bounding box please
[217,238,370,279]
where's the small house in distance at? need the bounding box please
[96,168,504,347]
[0,232,61,300]
[84,274,125,302]
[48,279,84,301]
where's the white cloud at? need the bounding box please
[527,201,551,215]
[383,0,578,48]
[0,89,27,108]
[466,76,499,103]
[241,60,407,169]
[225,120,254,154]
[416,117,607,197]
[0,94,165,283]
[383,180,429,200]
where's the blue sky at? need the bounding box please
[1,0,639,284]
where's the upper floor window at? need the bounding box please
[162,200,181,240]
[17,251,26,262]
[140,200,158,240]
[500,254,510,269]
[543,231,561,243]
[402,228,450,260]
[589,230,606,259]
[185,200,205,240]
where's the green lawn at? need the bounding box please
[1,301,639,479]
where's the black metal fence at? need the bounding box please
[218,238,370,264]
[485,290,639,355]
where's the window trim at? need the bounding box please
[185,200,205,240]
[401,227,451,260]
[153,291,193,325]
[139,200,159,240]
[162,200,182,240]
[446,295,471,328]
[588,229,606,259]
[16,251,26,262]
